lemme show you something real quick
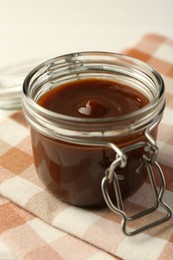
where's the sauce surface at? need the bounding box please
[38,78,148,117]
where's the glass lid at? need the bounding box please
[0,60,41,110]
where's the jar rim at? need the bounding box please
[22,51,165,139]
[23,51,165,123]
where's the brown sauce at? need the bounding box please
[38,78,148,118]
[31,78,154,207]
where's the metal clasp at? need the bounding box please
[101,122,172,236]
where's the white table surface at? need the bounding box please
[0,0,173,259]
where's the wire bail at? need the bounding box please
[101,122,172,236]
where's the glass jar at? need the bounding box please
[22,52,171,235]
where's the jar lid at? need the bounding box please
[0,61,40,110]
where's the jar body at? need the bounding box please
[22,52,165,207]
[31,127,158,206]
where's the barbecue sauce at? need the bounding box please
[38,78,148,118]
[31,78,153,206]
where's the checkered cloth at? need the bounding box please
[0,33,173,260]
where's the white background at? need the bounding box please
[0,0,173,259]
[0,0,172,67]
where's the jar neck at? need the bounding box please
[22,52,165,141]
